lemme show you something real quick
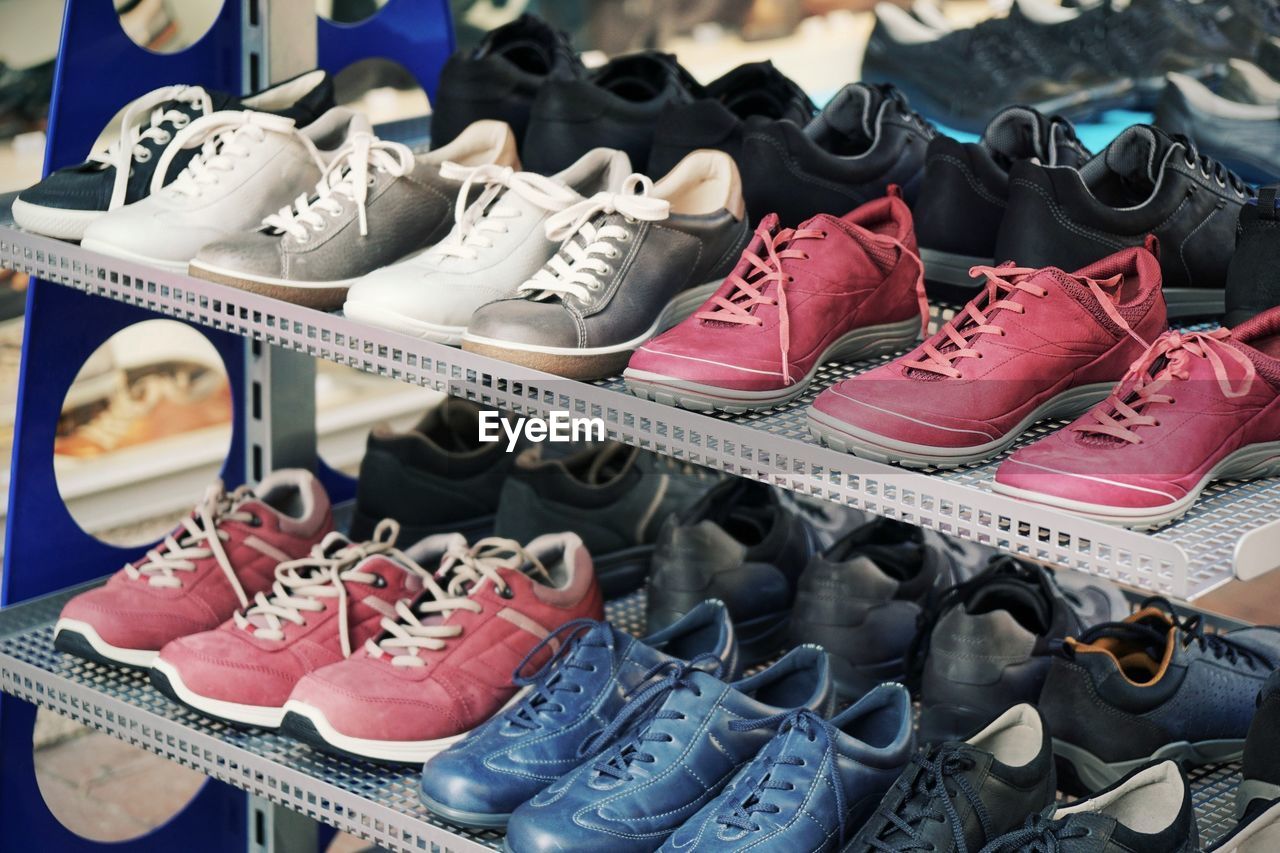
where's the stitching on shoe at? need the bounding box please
[933,153,1006,208]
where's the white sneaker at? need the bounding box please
[343,147,632,344]
[80,107,364,272]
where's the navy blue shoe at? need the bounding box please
[659,682,914,852]
[503,645,834,853]
[419,600,739,830]
[1209,797,1280,852]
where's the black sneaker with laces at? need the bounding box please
[1225,187,1280,327]
[1239,669,1280,815]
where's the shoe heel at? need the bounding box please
[1054,752,1093,798]
[918,703,996,745]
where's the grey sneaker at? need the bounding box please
[188,119,519,309]
[461,149,750,380]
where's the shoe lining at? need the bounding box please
[874,3,943,44]
[1057,761,1184,835]
[968,704,1042,768]
[1228,59,1280,106]
[654,151,743,218]
[1169,72,1280,121]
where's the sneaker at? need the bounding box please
[1225,188,1280,328]
[739,82,935,224]
[53,470,334,667]
[659,683,915,853]
[502,645,834,853]
[522,51,703,175]
[1155,73,1280,186]
[1212,799,1280,852]
[1241,671,1280,815]
[418,599,739,830]
[645,478,821,666]
[1042,599,1280,795]
[841,704,1057,853]
[995,125,1254,318]
[1221,48,1280,106]
[624,188,927,413]
[12,70,334,240]
[461,150,750,380]
[343,147,632,343]
[808,244,1167,468]
[493,442,719,598]
[188,120,519,310]
[150,522,458,727]
[279,533,603,762]
[994,310,1280,529]
[979,760,1199,853]
[431,14,585,150]
[916,107,1091,292]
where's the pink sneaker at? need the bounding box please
[995,308,1280,528]
[623,189,927,412]
[279,533,603,763]
[807,242,1168,467]
[54,469,333,667]
[150,521,464,728]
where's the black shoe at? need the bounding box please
[521,51,702,175]
[1240,670,1280,815]
[430,14,584,150]
[916,106,1091,293]
[647,60,816,222]
[646,478,819,665]
[739,82,934,223]
[0,59,53,139]
[1225,188,1280,327]
[1155,73,1280,185]
[1220,47,1280,105]
[996,124,1254,318]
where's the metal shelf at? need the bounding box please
[2,225,1276,600]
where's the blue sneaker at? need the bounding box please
[420,600,739,830]
[503,645,834,853]
[659,682,914,853]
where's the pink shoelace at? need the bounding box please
[1071,329,1257,445]
[696,222,928,384]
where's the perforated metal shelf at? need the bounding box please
[3,225,1277,600]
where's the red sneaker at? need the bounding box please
[279,533,604,763]
[624,189,926,412]
[150,521,463,728]
[807,243,1167,467]
[996,308,1280,528]
[54,470,333,667]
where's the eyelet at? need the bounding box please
[498,585,515,600]
[154,131,171,145]
[246,513,263,528]
[371,574,388,588]
[367,175,377,187]
[136,149,152,163]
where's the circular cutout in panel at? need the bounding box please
[334,57,429,131]
[118,0,221,53]
[317,0,388,23]
[54,320,233,548]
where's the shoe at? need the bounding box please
[624,188,927,413]
[808,244,1167,468]
[150,521,457,727]
[841,704,1056,853]
[118,0,179,50]
[979,760,1199,853]
[1155,73,1280,185]
[0,59,53,140]
[1227,189,1280,328]
[188,120,519,310]
[419,600,739,830]
[279,533,603,762]
[1041,598,1280,795]
[1241,670,1280,816]
[493,442,719,598]
[461,150,750,380]
[12,70,334,240]
[1211,799,1280,852]
[522,51,702,175]
[1221,54,1280,106]
[645,478,821,666]
[916,107,1091,292]
[994,310,1280,528]
[431,14,585,150]
[647,61,816,223]
[659,683,915,853]
[53,470,334,667]
[739,82,935,224]
[343,147,632,343]
[502,645,834,853]
[995,124,1253,318]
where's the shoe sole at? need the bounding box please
[187,260,354,311]
[53,619,159,668]
[417,788,513,832]
[150,659,286,728]
[807,382,1114,469]
[622,316,921,414]
[460,280,721,381]
[11,198,104,241]
[992,440,1280,530]
[1053,736,1245,796]
[80,237,191,274]
[343,299,466,346]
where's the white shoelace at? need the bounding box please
[430,162,581,261]
[518,174,670,304]
[86,85,215,210]
[262,132,414,240]
[366,537,550,668]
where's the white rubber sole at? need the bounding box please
[1054,736,1245,795]
[11,198,104,241]
[53,619,159,668]
[151,659,287,728]
[342,299,465,346]
[80,238,191,274]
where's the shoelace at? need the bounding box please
[364,537,549,667]
[977,810,1088,853]
[716,709,849,845]
[908,265,1142,379]
[263,132,414,240]
[71,371,197,451]
[86,84,215,210]
[232,519,413,658]
[1175,134,1254,198]
[518,174,671,304]
[1075,596,1274,671]
[431,162,582,261]
[123,480,260,608]
[503,619,610,732]
[866,744,995,853]
[1070,328,1257,445]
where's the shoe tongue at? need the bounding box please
[1104,125,1175,187]
[805,84,882,148]
[981,106,1055,168]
